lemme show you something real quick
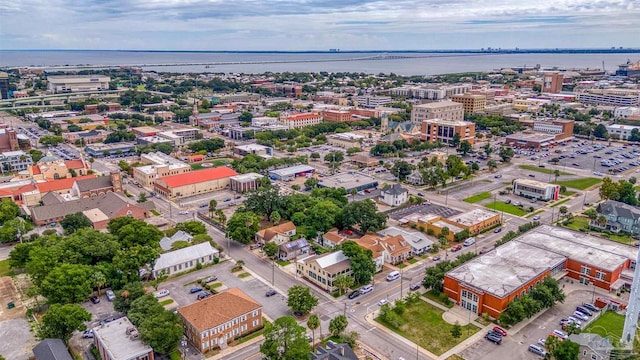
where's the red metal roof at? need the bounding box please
[158,167,238,188]
[64,160,86,169]
[36,175,96,193]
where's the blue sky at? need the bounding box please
[1,0,638,50]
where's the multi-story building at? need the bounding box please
[451,94,487,114]
[411,101,464,123]
[542,73,564,93]
[157,128,200,146]
[93,317,154,360]
[420,119,476,145]
[593,200,640,234]
[355,95,392,108]
[154,167,238,199]
[512,179,560,201]
[614,107,640,119]
[606,124,640,140]
[0,126,19,152]
[297,251,352,292]
[531,119,575,140]
[444,225,638,318]
[29,155,89,180]
[322,109,352,122]
[379,184,408,207]
[327,132,364,148]
[229,173,263,193]
[0,150,32,172]
[399,208,500,241]
[47,75,110,93]
[279,112,323,129]
[179,288,263,353]
[62,129,108,145]
[85,142,137,158]
[576,90,640,107]
[0,72,8,99]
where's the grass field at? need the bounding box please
[191,159,230,170]
[519,165,572,175]
[554,177,602,190]
[562,216,590,231]
[463,192,492,203]
[0,260,11,277]
[238,272,251,278]
[561,217,634,244]
[484,201,528,216]
[584,311,625,345]
[375,300,479,355]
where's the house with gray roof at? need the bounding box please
[159,230,194,251]
[33,339,73,360]
[594,200,640,234]
[568,333,614,360]
[311,341,358,360]
[278,238,310,261]
[152,242,219,277]
[378,226,433,255]
[379,183,408,206]
[296,251,351,292]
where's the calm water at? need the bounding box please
[0,51,635,75]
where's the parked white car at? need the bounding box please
[154,289,170,298]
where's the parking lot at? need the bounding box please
[460,280,607,360]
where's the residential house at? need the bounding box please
[594,200,640,234]
[159,230,194,251]
[30,192,150,228]
[311,341,358,360]
[354,234,386,272]
[152,242,219,277]
[379,184,408,207]
[321,228,352,248]
[568,333,614,360]
[406,170,424,185]
[378,226,434,255]
[255,221,297,245]
[93,317,154,360]
[32,339,73,360]
[296,251,352,292]
[356,233,412,267]
[278,238,310,261]
[178,288,263,353]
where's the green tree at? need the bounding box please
[113,281,146,313]
[226,211,260,244]
[451,321,462,339]
[559,206,568,217]
[209,199,218,217]
[174,221,207,235]
[60,212,92,234]
[545,334,561,355]
[450,133,461,148]
[270,210,282,224]
[38,304,91,343]
[593,124,609,139]
[107,217,163,249]
[458,140,472,155]
[487,159,497,171]
[498,146,515,162]
[553,339,580,360]
[287,285,319,314]
[307,314,320,349]
[305,200,342,235]
[391,161,413,181]
[483,142,494,158]
[263,242,279,258]
[40,264,94,304]
[333,274,354,296]
[91,271,107,296]
[346,147,361,155]
[324,151,344,163]
[341,241,376,285]
[139,308,182,354]
[137,192,147,203]
[304,177,319,189]
[310,152,320,161]
[0,198,20,224]
[329,314,348,336]
[341,200,387,233]
[244,184,282,218]
[39,135,65,146]
[261,316,311,360]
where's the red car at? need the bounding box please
[492,326,507,336]
[451,245,462,252]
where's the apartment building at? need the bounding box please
[179,288,263,353]
[420,119,476,145]
[0,150,32,172]
[296,251,352,292]
[451,94,487,114]
[411,101,464,123]
[322,109,352,122]
[279,112,323,129]
[134,152,191,188]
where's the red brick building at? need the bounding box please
[444,225,637,318]
[179,288,263,353]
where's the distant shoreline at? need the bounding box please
[2,48,640,54]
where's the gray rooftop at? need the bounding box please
[92,317,152,360]
[269,164,316,178]
[516,225,638,272]
[154,242,219,271]
[311,341,358,360]
[31,192,136,222]
[446,240,566,298]
[74,176,112,192]
[378,226,433,251]
[33,339,73,360]
[318,172,378,191]
[381,183,407,196]
[159,230,194,251]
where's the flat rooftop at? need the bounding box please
[516,225,637,272]
[448,208,498,226]
[269,164,316,177]
[230,172,263,182]
[505,132,556,142]
[92,317,152,359]
[414,100,462,109]
[513,178,556,189]
[447,240,567,298]
[318,172,378,191]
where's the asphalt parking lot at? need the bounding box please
[460,280,605,360]
[0,318,34,360]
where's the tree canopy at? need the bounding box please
[340,241,376,285]
[260,316,311,360]
[38,304,91,343]
[226,211,260,244]
[341,200,387,233]
[287,285,319,314]
[60,212,93,234]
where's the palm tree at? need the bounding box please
[597,215,607,228]
[209,199,217,218]
[215,209,226,226]
[333,275,354,296]
[91,271,106,296]
[350,188,357,201]
[554,169,560,182]
[307,314,320,349]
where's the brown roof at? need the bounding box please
[322,228,348,245]
[381,235,411,257]
[178,288,261,332]
[355,234,385,259]
[257,221,296,241]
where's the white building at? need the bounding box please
[606,124,640,140]
[92,317,153,360]
[355,95,392,108]
[47,75,110,94]
[533,122,564,135]
[377,226,434,255]
[513,179,560,201]
[152,242,219,277]
[379,183,408,206]
[614,107,640,119]
[0,150,33,172]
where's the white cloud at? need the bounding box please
[0,0,638,49]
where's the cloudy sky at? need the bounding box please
[1,0,639,50]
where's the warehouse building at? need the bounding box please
[317,172,378,193]
[154,167,238,199]
[268,164,316,181]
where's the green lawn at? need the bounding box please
[375,300,479,355]
[191,159,230,170]
[463,192,492,203]
[584,311,625,345]
[560,190,576,196]
[408,258,419,264]
[424,289,454,308]
[553,177,602,190]
[519,165,572,175]
[561,218,634,244]
[562,216,590,231]
[159,299,174,306]
[0,260,12,277]
[484,201,527,216]
[238,272,251,278]
[525,210,545,218]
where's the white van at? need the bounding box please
[386,271,400,281]
[528,344,547,357]
[359,284,374,294]
[463,238,476,247]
